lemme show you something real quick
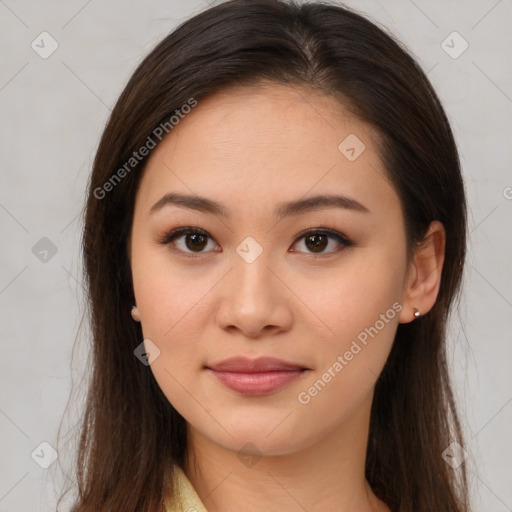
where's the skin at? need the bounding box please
[129,82,445,512]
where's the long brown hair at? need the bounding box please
[59,1,469,510]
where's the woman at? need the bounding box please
[63,0,470,510]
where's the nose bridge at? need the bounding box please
[231,236,275,303]
[215,235,289,336]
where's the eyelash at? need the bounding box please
[157,226,354,258]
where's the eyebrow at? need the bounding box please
[149,192,369,219]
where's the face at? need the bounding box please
[129,82,410,457]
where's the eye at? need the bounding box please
[158,227,219,255]
[158,226,353,257]
[290,228,354,255]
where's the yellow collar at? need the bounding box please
[164,464,208,512]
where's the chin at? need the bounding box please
[191,414,316,458]
[220,432,306,458]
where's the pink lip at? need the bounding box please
[206,356,309,396]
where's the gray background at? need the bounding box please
[0,0,511,511]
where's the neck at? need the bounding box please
[182,390,389,512]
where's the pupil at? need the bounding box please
[306,234,327,253]
[186,234,207,251]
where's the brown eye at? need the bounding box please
[304,233,329,253]
[291,228,353,255]
[183,233,208,252]
[159,226,353,257]
[159,227,219,254]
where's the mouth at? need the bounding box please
[205,356,310,396]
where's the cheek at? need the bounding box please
[295,248,405,402]
[302,248,405,343]
[131,244,214,341]
[295,298,400,428]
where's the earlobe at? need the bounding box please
[399,221,446,324]
[131,305,141,322]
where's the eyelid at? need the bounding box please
[157,226,213,246]
[158,226,354,256]
[292,227,353,248]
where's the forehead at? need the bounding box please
[136,82,399,220]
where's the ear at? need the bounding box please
[131,305,141,322]
[399,220,446,323]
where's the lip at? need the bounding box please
[207,356,308,372]
[206,356,309,396]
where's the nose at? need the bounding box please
[214,250,293,339]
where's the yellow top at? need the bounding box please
[164,464,208,512]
